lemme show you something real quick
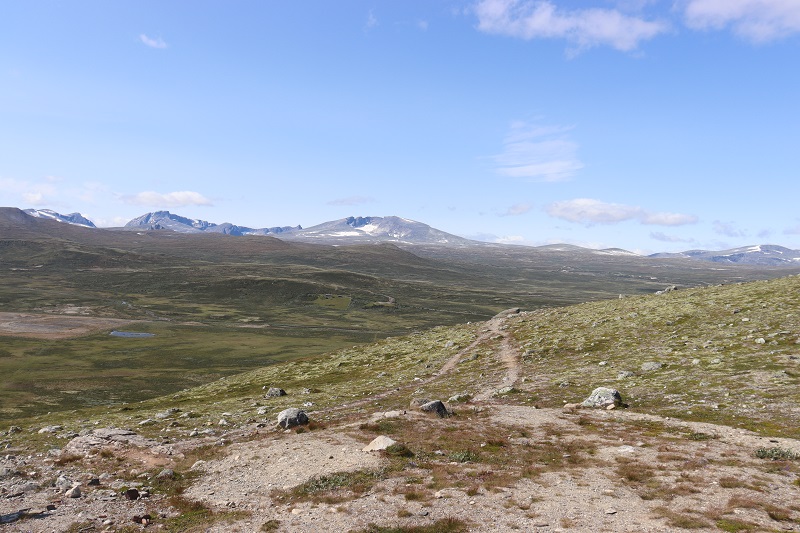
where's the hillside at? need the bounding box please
[2,275,799,531]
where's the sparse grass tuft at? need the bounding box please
[755,447,798,460]
[358,517,470,533]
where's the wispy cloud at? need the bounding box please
[713,220,746,237]
[784,224,800,236]
[122,191,212,207]
[365,10,379,30]
[682,0,800,42]
[0,177,59,205]
[417,20,430,31]
[493,120,583,182]
[473,0,668,54]
[327,195,375,206]
[546,198,698,226]
[502,203,532,216]
[139,34,168,49]
[650,231,695,243]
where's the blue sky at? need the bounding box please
[1,0,799,253]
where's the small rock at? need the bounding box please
[409,398,432,408]
[65,485,81,498]
[38,425,63,434]
[616,371,635,380]
[124,488,140,500]
[265,387,287,398]
[581,387,623,409]
[640,362,662,372]
[156,468,174,480]
[605,508,618,515]
[276,408,309,429]
[362,435,397,452]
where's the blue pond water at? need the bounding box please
[109,330,155,338]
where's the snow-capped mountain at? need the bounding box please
[23,209,96,228]
[123,211,300,236]
[278,216,474,245]
[650,245,800,266]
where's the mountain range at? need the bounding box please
[12,208,800,266]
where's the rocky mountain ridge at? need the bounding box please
[22,208,96,228]
[8,207,800,263]
[650,244,800,266]
[123,210,300,236]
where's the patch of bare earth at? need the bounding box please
[0,312,137,339]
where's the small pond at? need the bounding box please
[109,330,155,338]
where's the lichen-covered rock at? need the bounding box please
[265,387,287,398]
[277,408,309,429]
[641,362,663,372]
[581,387,623,409]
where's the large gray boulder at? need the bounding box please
[419,400,450,418]
[277,408,309,429]
[581,387,623,409]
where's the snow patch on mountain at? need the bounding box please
[23,209,96,228]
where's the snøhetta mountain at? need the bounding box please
[123,210,300,236]
[280,215,474,245]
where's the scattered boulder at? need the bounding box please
[640,362,663,372]
[581,387,623,409]
[156,469,174,480]
[448,393,472,403]
[277,408,309,429]
[362,435,397,452]
[37,425,62,434]
[409,398,432,408]
[616,371,635,380]
[265,387,287,398]
[419,400,450,418]
[65,485,81,498]
[155,408,181,419]
[493,308,521,319]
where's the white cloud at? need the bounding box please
[650,231,695,243]
[327,195,375,206]
[493,121,583,181]
[122,191,212,207]
[473,0,667,53]
[713,220,746,237]
[0,177,58,206]
[682,0,800,42]
[139,34,168,49]
[546,198,698,226]
[496,235,527,244]
[640,211,699,226]
[366,10,378,29]
[503,203,532,216]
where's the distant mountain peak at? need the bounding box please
[650,244,800,266]
[279,215,474,246]
[123,211,300,236]
[23,208,96,228]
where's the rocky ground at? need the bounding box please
[2,312,800,532]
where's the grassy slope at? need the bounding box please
[10,274,799,451]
